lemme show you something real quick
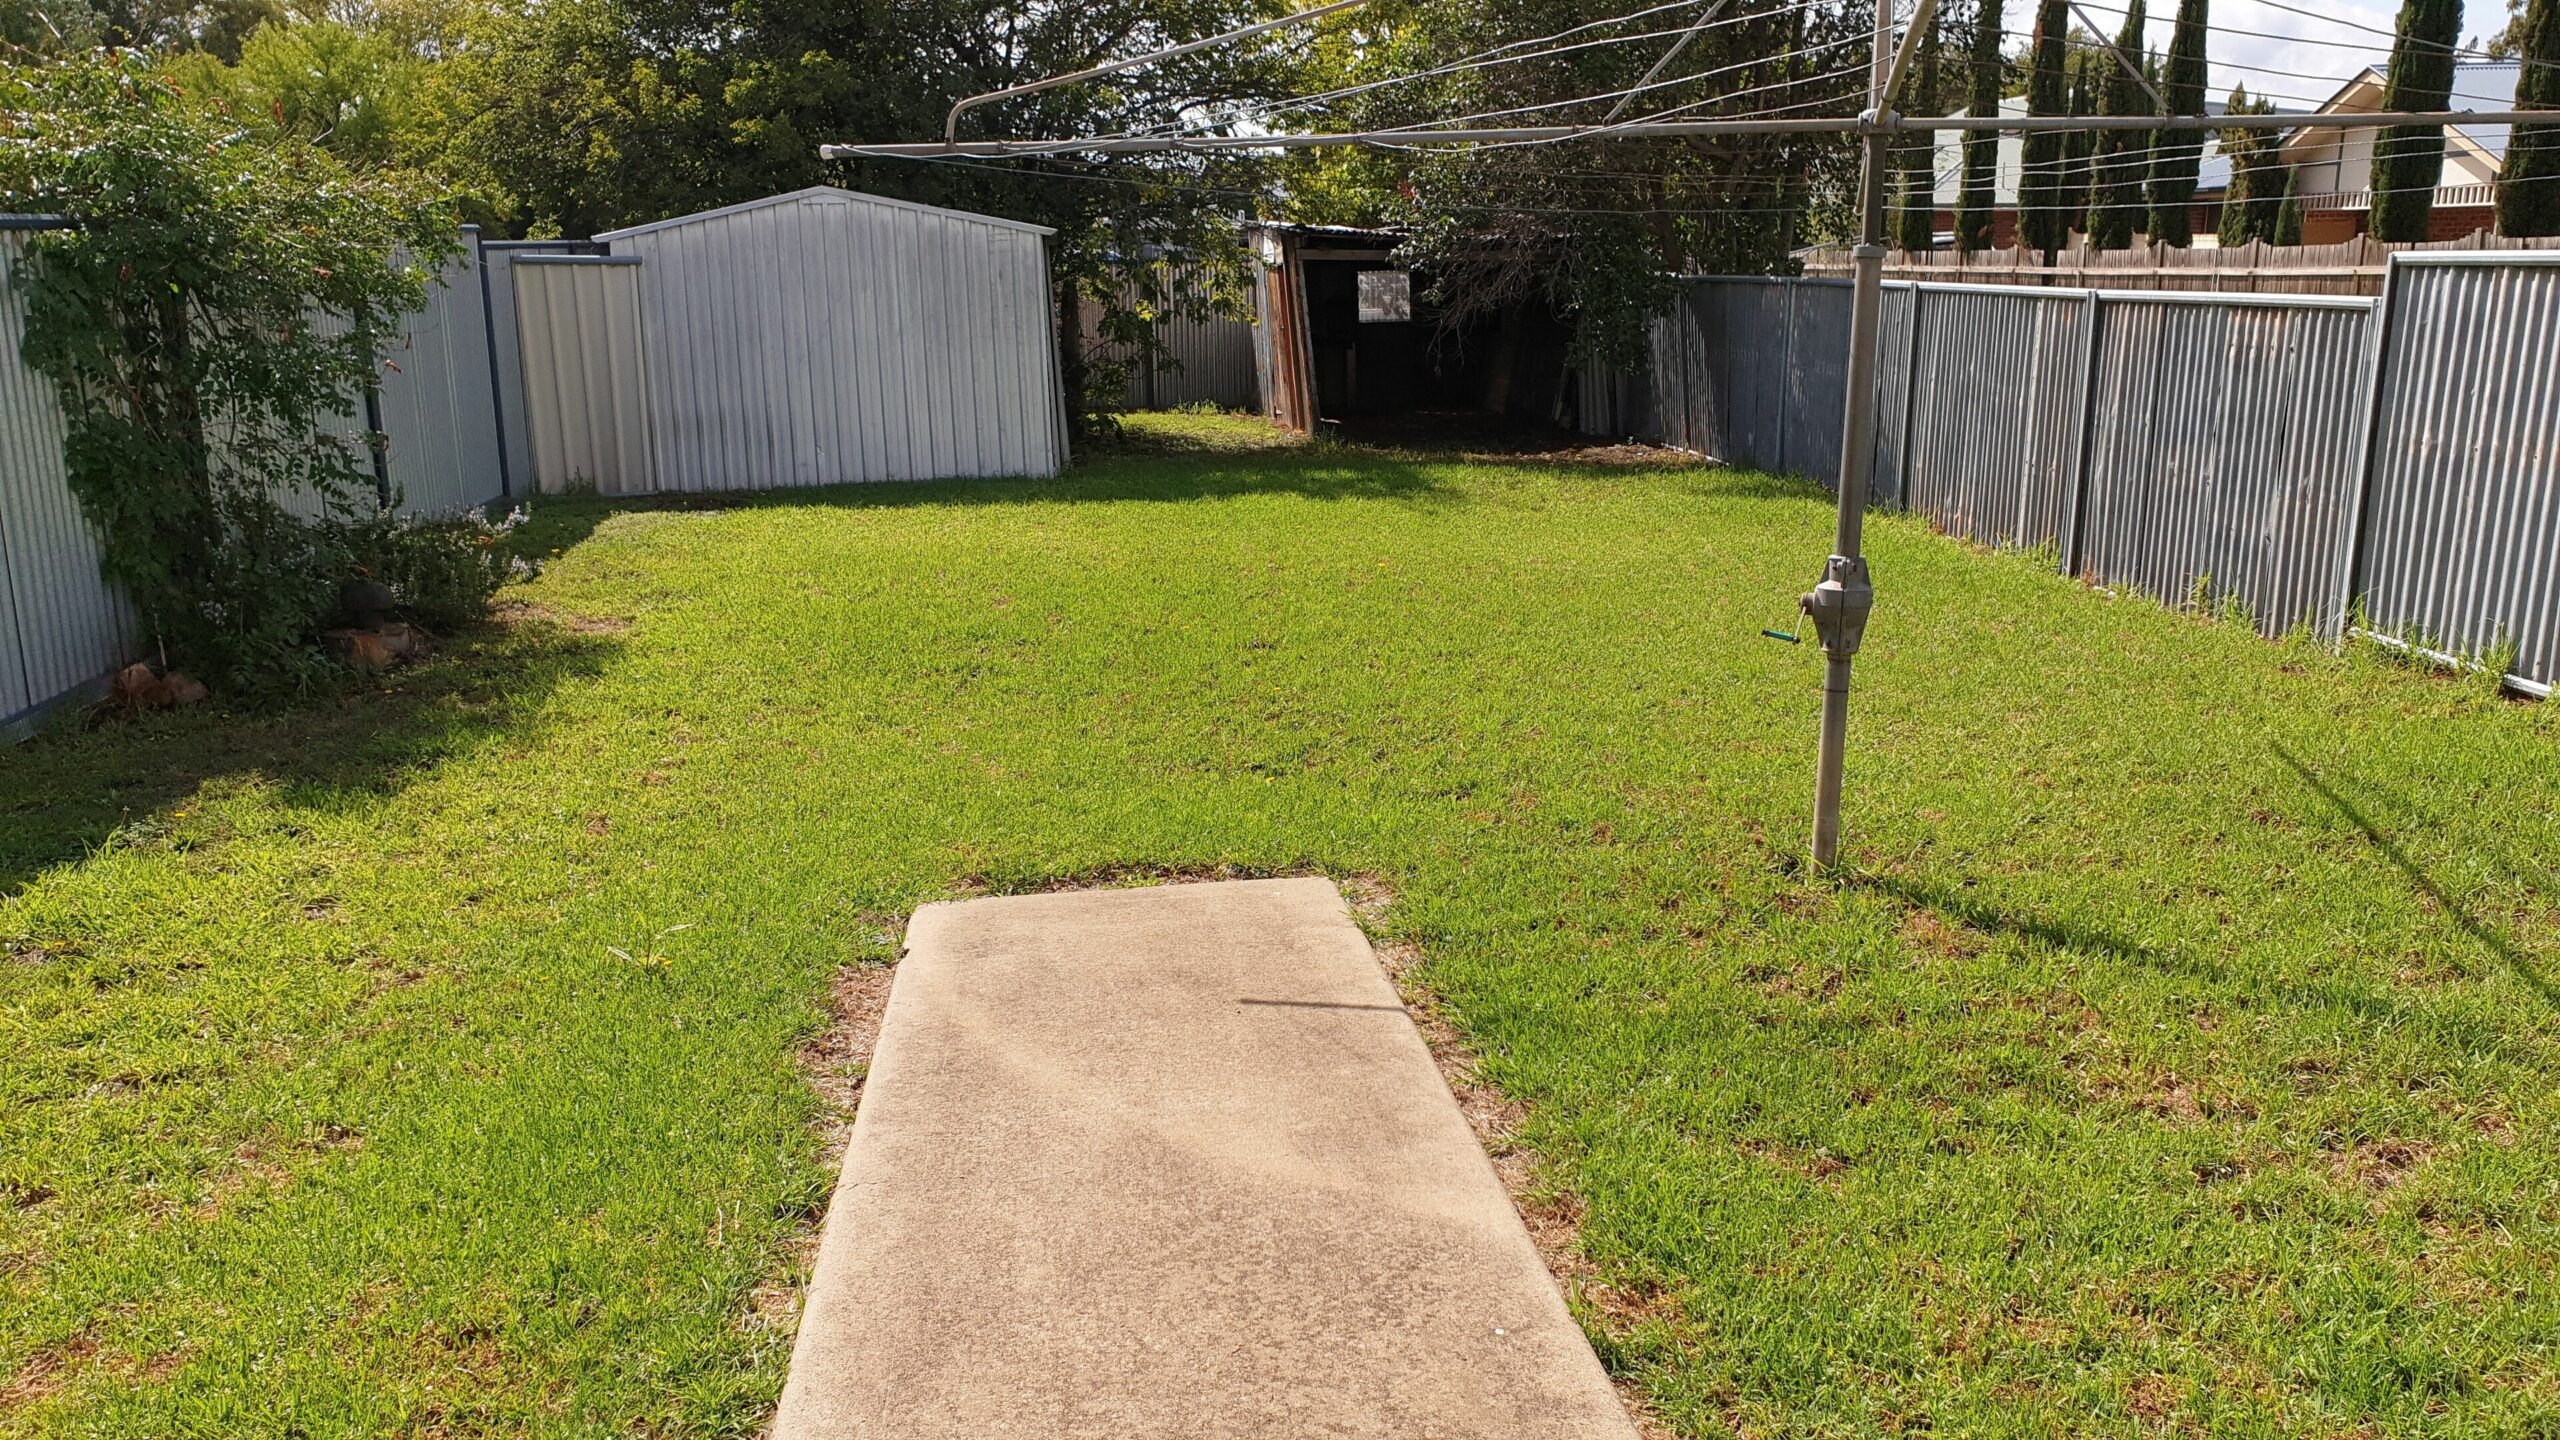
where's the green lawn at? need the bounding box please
[5,413,2557,1437]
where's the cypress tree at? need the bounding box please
[2060,49,2099,223]
[1897,13,1944,252]
[1955,0,2004,251]
[2147,0,2209,245]
[2369,0,2463,241]
[2496,0,2560,235]
[2085,0,2149,248]
[2217,89,2261,246]
[2216,86,2276,245]
[2273,161,2304,244]
[2020,0,2074,253]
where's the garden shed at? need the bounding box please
[511,187,1067,495]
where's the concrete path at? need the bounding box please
[772,877,1638,1439]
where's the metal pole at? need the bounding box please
[1802,0,1934,870]
[1805,125,1885,870]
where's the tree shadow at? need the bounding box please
[2273,744,2560,1015]
[0,616,622,897]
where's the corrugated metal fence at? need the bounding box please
[1599,257,2560,693]
[0,226,506,732]
[1084,263,1261,412]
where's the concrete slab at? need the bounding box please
[772,877,1638,1439]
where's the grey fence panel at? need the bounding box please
[1094,263,1260,411]
[513,257,656,495]
[1870,284,1916,509]
[2079,295,2374,637]
[2357,255,2560,690]
[377,238,507,514]
[1720,282,1793,470]
[482,241,596,495]
[1904,285,2087,549]
[0,229,133,730]
[1783,279,1854,488]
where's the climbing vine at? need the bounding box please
[1,50,458,692]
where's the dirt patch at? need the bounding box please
[747,953,899,1345]
[1346,874,1677,1440]
[1,1335,96,1410]
[2330,1138,2432,1201]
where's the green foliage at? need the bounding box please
[163,17,427,166]
[2496,0,2560,236]
[1894,12,1943,253]
[2217,84,2283,246]
[2059,49,2100,220]
[0,50,457,694]
[2017,0,2073,255]
[2145,0,2208,247]
[2273,158,2304,243]
[347,506,522,634]
[2085,0,2149,249]
[2371,0,2463,241]
[421,0,1302,433]
[1956,0,2003,252]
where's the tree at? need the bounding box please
[2495,0,2560,235]
[1956,0,2003,252]
[0,51,455,690]
[2370,0,2463,241]
[1896,11,1943,252]
[168,18,427,167]
[2018,0,2073,253]
[434,0,1316,432]
[2059,46,2100,223]
[2085,0,2148,248]
[2216,85,2277,245]
[2147,0,2207,245]
[2272,159,2304,243]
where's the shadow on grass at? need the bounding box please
[1853,873,2171,971]
[2275,745,2560,1015]
[0,617,621,896]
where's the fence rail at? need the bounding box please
[1798,232,2560,297]
[1587,256,2560,695]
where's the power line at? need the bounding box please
[1128,0,1832,140]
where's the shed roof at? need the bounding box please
[594,185,1056,242]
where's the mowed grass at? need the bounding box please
[5,412,2558,1437]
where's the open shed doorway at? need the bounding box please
[1250,223,1571,442]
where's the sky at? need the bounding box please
[2064,0,2521,110]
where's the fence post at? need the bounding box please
[2062,287,2104,577]
[2332,253,2404,641]
[1779,277,1796,476]
[1898,284,1924,512]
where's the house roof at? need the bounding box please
[593,185,1056,243]
[2282,61,2522,165]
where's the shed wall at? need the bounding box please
[615,193,1064,489]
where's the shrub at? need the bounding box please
[347,505,524,634]
[1,50,459,697]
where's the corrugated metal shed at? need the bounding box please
[513,257,656,495]
[594,186,1066,489]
